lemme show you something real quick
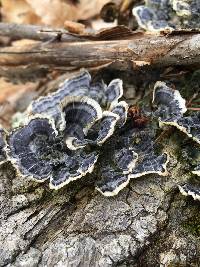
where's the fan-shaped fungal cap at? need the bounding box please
[192,166,200,176]
[171,0,191,17]
[7,116,57,181]
[84,111,122,147]
[0,127,7,165]
[60,96,102,150]
[114,148,138,174]
[111,101,128,127]
[132,5,172,32]
[153,81,187,122]
[132,6,155,30]
[59,70,91,96]
[153,82,200,145]
[27,71,91,128]
[161,113,200,145]
[96,151,168,197]
[96,125,169,197]
[125,128,169,178]
[104,79,123,109]
[93,111,119,145]
[178,184,200,201]
[49,151,98,189]
[147,20,173,32]
[89,81,105,104]
[129,152,169,179]
[96,168,130,197]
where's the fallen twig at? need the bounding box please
[0,23,199,71]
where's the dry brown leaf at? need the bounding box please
[64,20,85,34]
[0,78,39,127]
[1,0,41,24]
[26,0,77,27]
[77,0,111,20]
[2,0,116,29]
[0,78,36,103]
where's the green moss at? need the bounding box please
[182,212,200,237]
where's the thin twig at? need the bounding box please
[0,23,200,71]
[186,92,198,107]
[0,22,86,42]
[187,107,200,111]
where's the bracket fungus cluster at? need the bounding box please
[132,0,200,32]
[6,71,130,191]
[0,70,199,200]
[96,128,169,196]
[153,81,200,200]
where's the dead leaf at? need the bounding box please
[0,78,39,127]
[26,0,77,27]
[77,0,111,20]
[64,20,85,34]
[2,0,116,29]
[1,0,41,24]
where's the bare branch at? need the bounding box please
[0,22,86,42]
[0,23,199,70]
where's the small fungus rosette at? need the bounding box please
[27,70,124,130]
[7,116,98,188]
[7,116,57,181]
[153,81,200,146]
[96,127,169,196]
[132,0,200,31]
[59,97,127,150]
[27,71,126,150]
[153,81,200,200]
[152,81,187,122]
[132,5,172,32]
[178,184,200,201]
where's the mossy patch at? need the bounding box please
[182,209,200,237]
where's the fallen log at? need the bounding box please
[0,23,199,70]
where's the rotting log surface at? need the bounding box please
[0,29,200,70]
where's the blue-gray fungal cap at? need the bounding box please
[153,81,187,122]
[7,116,57,181]
[8,116,99,188]
[179,184,200,201]
[96,128,169,196]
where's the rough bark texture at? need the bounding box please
[0,126,199,267]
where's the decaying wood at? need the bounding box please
[0,22,87,42]
[0,23,199,70]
